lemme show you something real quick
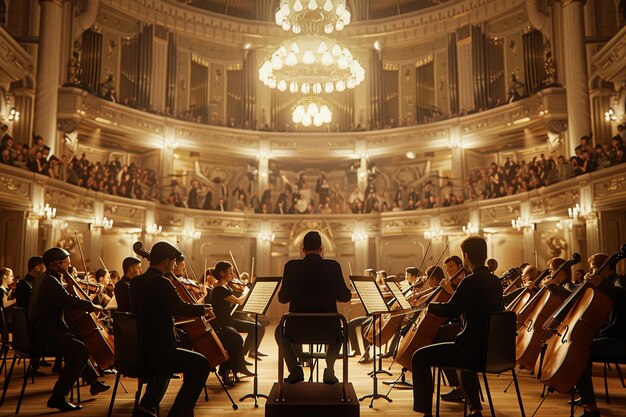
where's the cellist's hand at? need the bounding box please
[92,304,103,315]
[585,272,604,286]
[204,306,215,318]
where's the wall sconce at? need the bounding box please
[447,137,460,149]
[42,203,57,220]
[568,203,581,220]
[8,108,20,122]
[424,229,444,240]
[146,224,162,235]
[462,222,479,235]
[258,232,275,242]
[556,219,574,231]
[183,229,201,240]
[94,216,114,230]
[511,216,534,231]
[351,232,368,242]
[604,108,617,122]
[164,137,178,150]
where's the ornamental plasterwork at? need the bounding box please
[479,204,520,223]
[46,190,81,210]
[102,0,524,47]
[0,175,30,198]
[156,211,185,227]
[289,219,333,243]
[80,199,95,213]
[544,189,580,211]
[441,212,469,227]
[0,27,34,81]
[594,175,626,197]
[104,204,144,221]
[591,25,626,83]
[401,217,431,228]
[531,199,545,215]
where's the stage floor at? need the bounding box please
[1,324,625,416]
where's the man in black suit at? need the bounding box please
[412,236,504,417]
[276,230,352,384]
[14,256,45,310]
[29,247,110,412]
[114,256,142,313]
[130,241,210,417]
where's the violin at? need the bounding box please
[228,251,248,296]
[538,244,626,393]
[133,241,229,368]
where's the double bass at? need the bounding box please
[514,253,581,371]
[538,245,626,393]
[394,259,497,372]
[133,241,229,368]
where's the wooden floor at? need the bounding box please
[1,326,625,417]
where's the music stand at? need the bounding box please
[239,277,281,407]
[350,276,392,408]
[382,280,414,390]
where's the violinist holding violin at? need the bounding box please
[130,241,211,417]
[210,261,266,359]
[574,253,626,417]
[28,247,110,412]
[0,267,16,308]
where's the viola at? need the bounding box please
[537,244,626,393]
[394,259,497,372]
[133,241,229,368]
[514,253,581,371]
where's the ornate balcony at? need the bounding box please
[0,26,34,82]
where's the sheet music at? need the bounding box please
[385,281,413,310]
[241,278,281,316]
[350,277,389,315]
[105,294,118,310]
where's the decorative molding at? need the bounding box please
[57,87,568,159]
[592,24,626,84]
[0,175,31,198]
[0,26,34,82]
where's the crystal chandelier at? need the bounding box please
[275,0,352,34]
[292,96,332,127]
[258,36,365,94]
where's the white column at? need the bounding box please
[34,0,65,154]
[561,0,591,155]
[255,221,272,277]
[257,139,270,194]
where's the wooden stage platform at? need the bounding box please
[1,325,625,416]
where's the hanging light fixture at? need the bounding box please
[259,35,365,95]
[275,0,351,35]
[292,96,333,127]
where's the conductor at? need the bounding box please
[276,231,352,384]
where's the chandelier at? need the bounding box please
[275,0,352,34]
[258,36,365,94]
[292,96,332,127]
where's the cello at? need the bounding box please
[514,253,581,371]
[538,245,626,393]
[63,236,116,371]
[394,259,497,372]
[132,241,229,368]
[506,268,551,315]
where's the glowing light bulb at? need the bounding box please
[323,0,333,12]
[302,49,315,65]
[307,0,318,11]
[294,0,304,12]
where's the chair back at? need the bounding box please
[281,315,345,345]
[10,308,30,355]
[0,307,8,345]
[483,310,516,374]
[113,312,143,378]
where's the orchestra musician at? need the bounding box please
[210,260,265,358]
[0,267,16,308]
[441,255,464,294]
[412,236,504,417]
[503,265,540,305]
[28,247,110,412]
[277,230,352,385]
[574,253,626,417]
[541,257,573,289]
[91,268,112,309]
[114,257,142,313]
[14,256,45,310]
[130,241,210,417]
[209,262,255,385]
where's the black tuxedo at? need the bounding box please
[28,270,98,397]
[412,265,504,414]
[114,276,132,313]
[14,274,36,310]
[130,267,209,417]
[276,253,351,373]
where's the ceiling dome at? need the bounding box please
[175,0,455,22]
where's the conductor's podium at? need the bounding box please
[266,382,359,417]
[268,313,360,417]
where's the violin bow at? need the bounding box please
[99,256,108,271]
[176,240,199,283]
[74,231,90,275]
[228,250,243,280]
[250,256,255,284]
